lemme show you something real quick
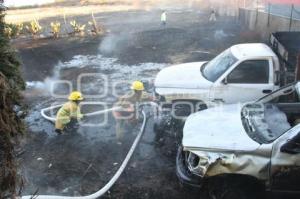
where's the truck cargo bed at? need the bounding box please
[270,32,300,84]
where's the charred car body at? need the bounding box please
[177,82,300,197]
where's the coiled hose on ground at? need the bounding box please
[21,104,148,199]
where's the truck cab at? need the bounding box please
[155,43,280,115]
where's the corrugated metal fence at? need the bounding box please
[239,7,300,39]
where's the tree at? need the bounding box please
[0,0,25,197]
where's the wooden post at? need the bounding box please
[64,13,67,26]
[92,12,97,25]
[63,10,68,35]
[237,0,240,21]
[91,12,99,34]
[289,4,294,31]
[255,6,258,27]
[267,3,270,27]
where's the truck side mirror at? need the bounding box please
[222,78,228,85]
[280,133,300,154]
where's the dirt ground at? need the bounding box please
[13,8,267,199]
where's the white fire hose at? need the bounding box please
[21,104,149,199]
[40,104,122,123]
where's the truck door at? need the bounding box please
[210,59,275,104]
[270,127,300,192]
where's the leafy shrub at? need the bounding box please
[0,1,25,197]
[70,20,86,35]
[4,23,23,38]
[25,19,42,37]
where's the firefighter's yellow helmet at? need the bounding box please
[131,81,145,91]
[68,91,84,101]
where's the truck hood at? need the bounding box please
[154,62,212,90]
[182,104,260,151]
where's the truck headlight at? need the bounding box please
[199,157,209,165]
[185,151,210,177]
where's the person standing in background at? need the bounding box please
[209,9,217,22]
[161,10,167,26]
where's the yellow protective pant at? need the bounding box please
[115,119,135,142]
[55,101,83,130]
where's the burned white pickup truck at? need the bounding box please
[153,32,300,138]
[176,82,300,198]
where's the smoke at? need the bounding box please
[26,54,166,98]
[26,63,62,95]
[214,30,228,40]
[99,34,129,55]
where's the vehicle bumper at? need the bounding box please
[176,146,203,187]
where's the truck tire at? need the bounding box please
[172,100,207,118]
[176,146,203,187]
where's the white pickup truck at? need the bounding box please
[153,43,282,136]
[153,32,300,137]
[155,43,280,113]
[176,82,300,198]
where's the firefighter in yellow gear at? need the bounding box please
[113,81,152,143]
[55,91,84,134]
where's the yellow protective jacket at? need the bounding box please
[55,101,83,130]
[113,91,152,119]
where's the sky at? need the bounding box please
[266,0,300,4]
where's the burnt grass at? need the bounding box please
[15,10,266,199]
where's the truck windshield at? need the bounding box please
[201,49,238,82]
[241,103,292,144]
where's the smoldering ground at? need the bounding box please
[12,2,269,198]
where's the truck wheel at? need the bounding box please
[172,100,207,118]
[176,146,203,187]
